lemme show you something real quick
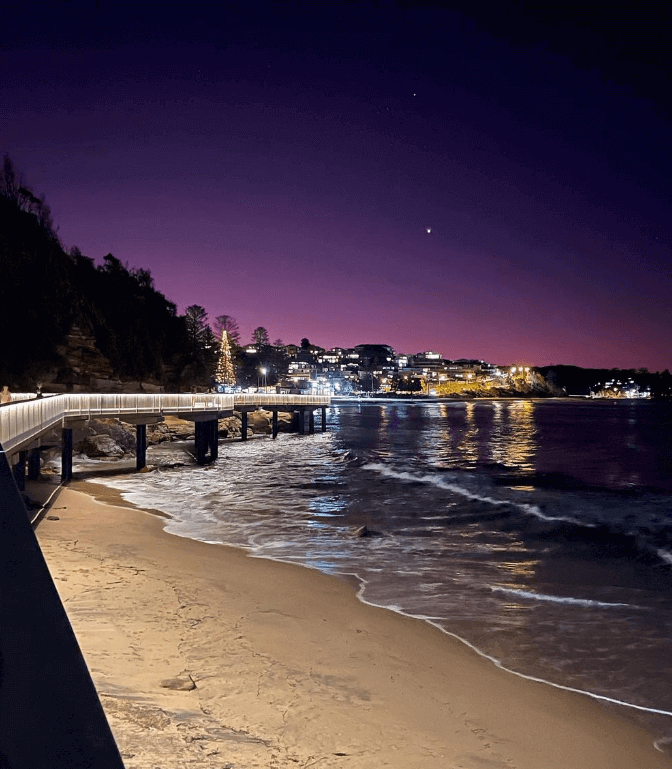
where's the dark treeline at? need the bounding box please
[0,157,197,389]
[539,365,672,398]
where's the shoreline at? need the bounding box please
[34,479,671,768]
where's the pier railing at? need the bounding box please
[234,393,331,408]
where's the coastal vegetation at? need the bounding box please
[1,156,203,389]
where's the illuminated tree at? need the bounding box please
[214,329,236,386]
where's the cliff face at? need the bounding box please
[46,324,164,393]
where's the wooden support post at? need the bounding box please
[241,411,248,441]
[308,409,315,434]
[28,447,41,480]
[136,424,147,471]
[321,406,327,432]
[209,419,219,460]
[61,428,73,483]
[272,410,279,439]
[0,442,126,769]
[13,450,27,491]
[297,408,306,435]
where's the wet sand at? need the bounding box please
[33,479,670,768]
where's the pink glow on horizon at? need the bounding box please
[2,5,670,372]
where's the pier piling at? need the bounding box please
[136,423,147,470]
[61,428,73,482]
[28,447,41,479]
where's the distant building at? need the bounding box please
[590,378,651,399]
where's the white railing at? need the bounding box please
[62,393,235,417]
[0,392,330,455]
[234,393,331,407]
[1,397,66,455]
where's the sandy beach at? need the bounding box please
[32,479,670,769]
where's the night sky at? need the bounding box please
[2,3,670,370]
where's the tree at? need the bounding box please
[1,154,18,203]
[273,338,284,347]
[214,314,240,347]
[300,337,310,350]
[184,305,210,350]
[252,326,270,346]
[182,305,217,387]
[214,330,237,386]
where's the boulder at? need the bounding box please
[161,416,195,440]
[353,524,383,538]
[146,422,172,444]
[81,434,125,458]
[93,419,136,452]
[160,676,196,691]
[218,415,242,438]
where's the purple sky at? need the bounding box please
[2,4,670,370]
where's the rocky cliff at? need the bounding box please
[39,324,165,393]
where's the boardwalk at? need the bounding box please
[0,391,331,482]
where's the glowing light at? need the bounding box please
[426,227,431,234]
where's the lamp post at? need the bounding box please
[258,367,267,391]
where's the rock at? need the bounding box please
[218,415,242,438]
[162,416,195,440]
[160,676,196,691]
[92,419,136,451]
[146,422,172,444]
[46,515,60,521]
[81,434,125,458]
[353,524,383,538]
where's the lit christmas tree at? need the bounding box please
[214,330,236,386]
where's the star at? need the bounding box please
[426,227,431,234]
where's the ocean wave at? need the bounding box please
[361,462,672,567]
[490,586,637,609]
[657,549,672,567]
[361,462,588,525]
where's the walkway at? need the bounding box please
[0,392,331,483]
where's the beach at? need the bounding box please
[33,478,670,769]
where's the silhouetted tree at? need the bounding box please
[1,154,18,203]
[184,305,210,348]
[214,314,241,347]
[252,326,270,346]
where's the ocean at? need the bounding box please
[94,398,672,752]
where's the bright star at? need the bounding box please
[426,227,431,234]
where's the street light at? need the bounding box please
[258,367,267,391]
